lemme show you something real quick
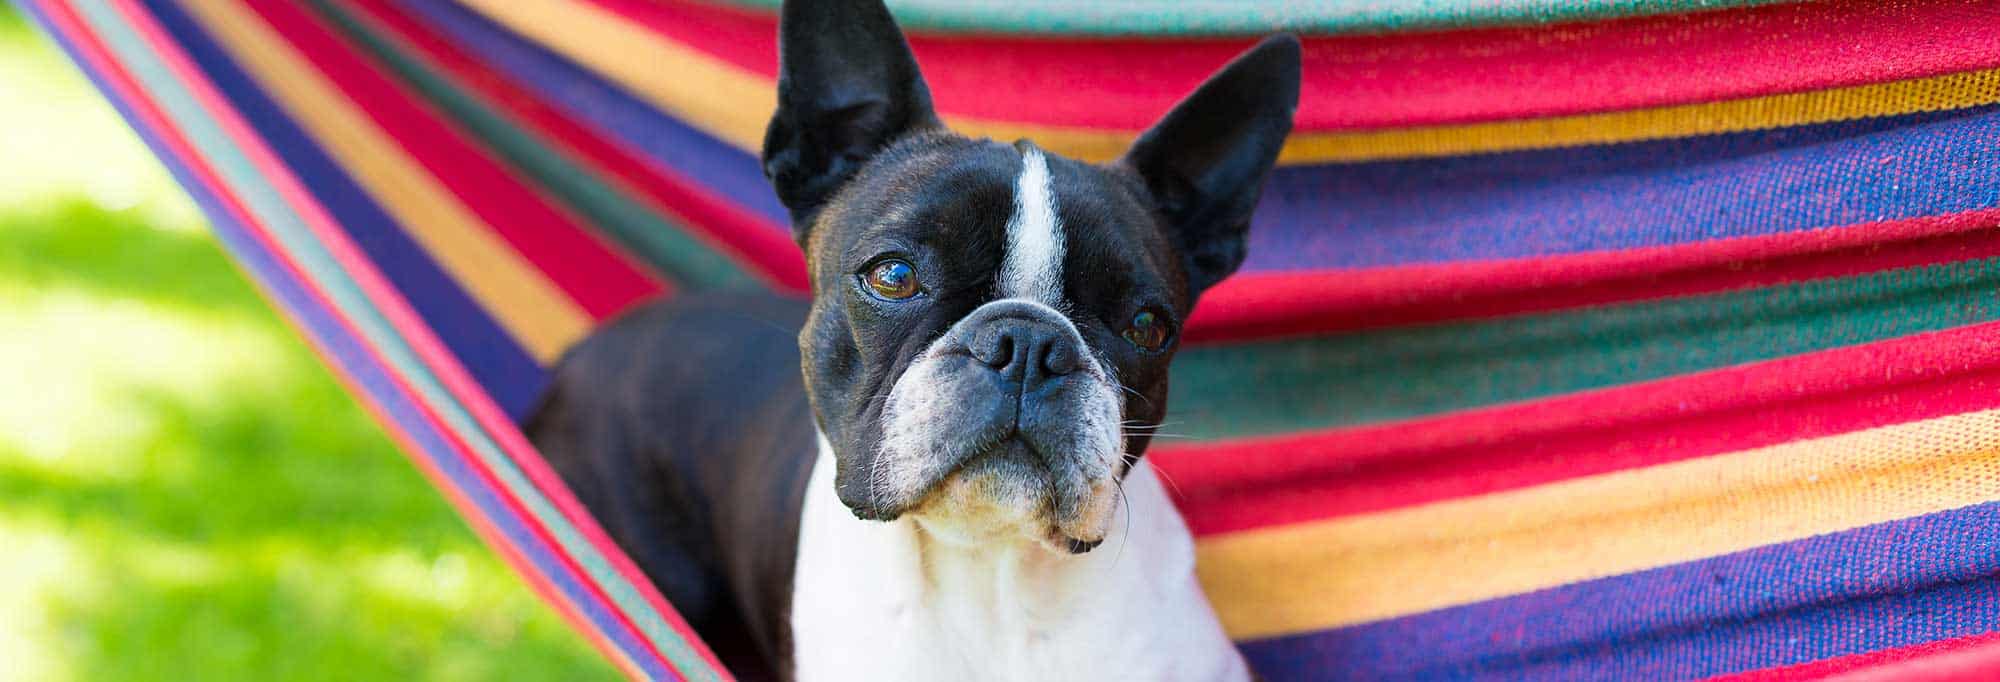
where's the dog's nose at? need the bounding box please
[970,321,1079,380]
[963,303,1081,384]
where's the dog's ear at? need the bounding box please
[763,0,941,235]
[1121,35,1300,303]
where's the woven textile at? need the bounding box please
[23,0,2000,679]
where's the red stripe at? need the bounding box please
[240,0,666,319]
[77,3,707,676]
[587,0,2000,132]
[118,1,729,673]
[347,0,807,292]
[1707,632,2000,681]
[1185,209,2000,344]
[46,5,669,675]
[1156,321,2000,536]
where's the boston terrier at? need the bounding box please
[526,0,1300,678]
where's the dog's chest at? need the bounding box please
[787,441,1248,681]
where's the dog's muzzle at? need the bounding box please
[874,299,1124,552]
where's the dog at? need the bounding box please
[527,0,1299,678]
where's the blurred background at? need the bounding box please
[0,6,618,679]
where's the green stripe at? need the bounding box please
[1168,255,2000,440]
[720,0,1792,36]
[72,4,720,678]
[312,0,759,292]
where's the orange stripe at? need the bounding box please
[1195,408,2000,639]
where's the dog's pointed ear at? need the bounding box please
[1120,35,1300,303]
[763,0,941,235]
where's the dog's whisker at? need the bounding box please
[1108,378,1154,410]
[1121,421,1198,441]
[1150,462,1187,500]
[1108,475,1132,571]
[1126,431,1195,439]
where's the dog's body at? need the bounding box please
[529,1,1299,679]
[534,292,1239,680]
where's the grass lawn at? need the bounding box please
[0,6,620,680]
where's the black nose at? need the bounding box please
[965,308,1081,385]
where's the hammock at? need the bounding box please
[25,0,2000,679]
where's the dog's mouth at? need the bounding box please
[900,433,1120,555]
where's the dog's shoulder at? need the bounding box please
[527,291,816,677]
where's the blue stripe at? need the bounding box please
[145,0,549,419]
[1240,501,2000,681]
[399,0,792,228]
[24,4,677,677]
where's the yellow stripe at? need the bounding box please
[1195,408,2000,640]
[1286,67,2000,163]
[183,0,589,362]
[453,0,774,162]
[464,0,2000,164]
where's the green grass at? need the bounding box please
[0,6,619,680]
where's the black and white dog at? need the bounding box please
[528,0,1299,678]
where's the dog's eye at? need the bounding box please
[1122,308,1173,352]
[862,259,921,300]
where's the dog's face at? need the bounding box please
[763,0,1299,554]
[799,138,1180,553]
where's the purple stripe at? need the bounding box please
[398,0,792,228]
[1247,105,2000,272]
[30,4,675,677]
[1240,501,2000,681]
[144,0,548,418]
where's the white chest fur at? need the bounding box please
[789,439,1249,681]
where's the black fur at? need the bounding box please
[527,294,813,680]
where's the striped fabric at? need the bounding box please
[23,0,2000,679]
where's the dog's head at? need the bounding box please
[765,0,1298,554]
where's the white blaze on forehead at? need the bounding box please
[999,147,1065,305]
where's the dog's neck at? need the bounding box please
[790,436,1248,681]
